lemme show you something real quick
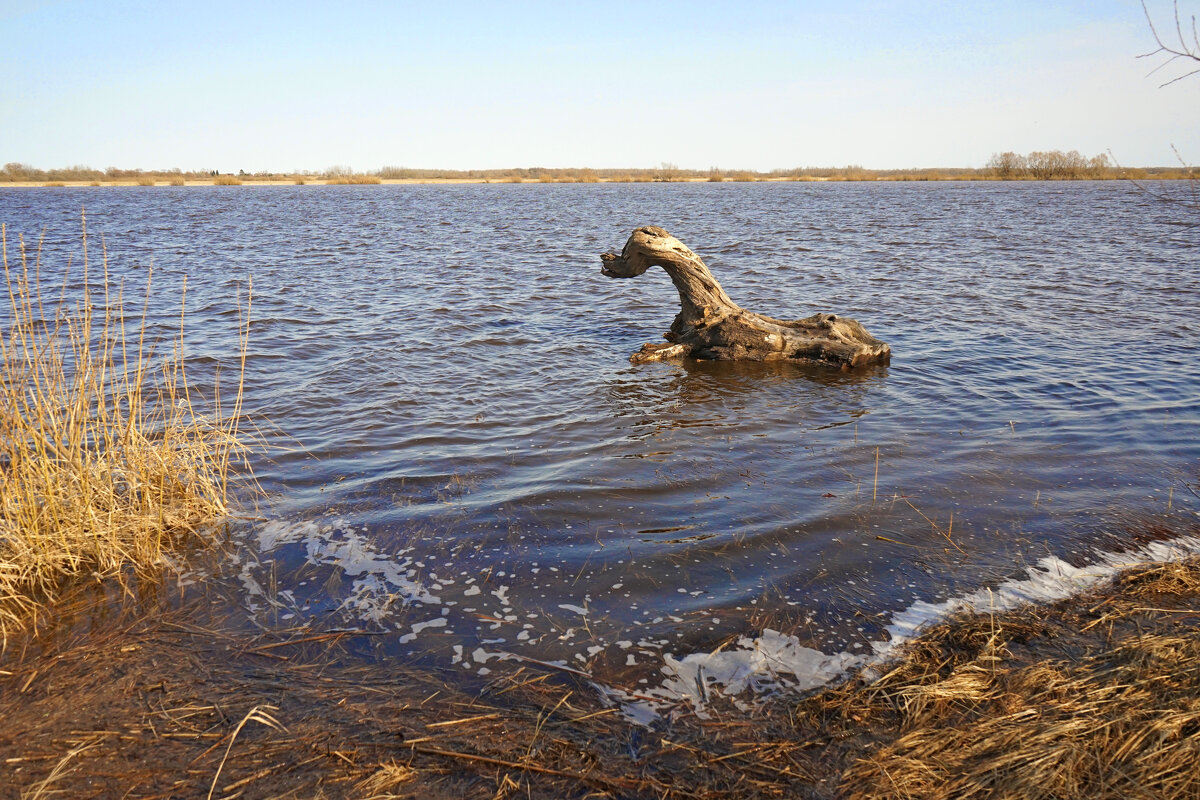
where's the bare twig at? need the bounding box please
[1140,1,1200,86]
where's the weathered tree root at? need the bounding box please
[600,226,891,368]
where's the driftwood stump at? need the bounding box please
[600,226,891,368]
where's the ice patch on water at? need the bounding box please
[558,603,589,616]
[880,536,1200,653]
[664,629,859,704]
[472,647,510,665]
[399,617,448,644]
[611,535,1200,724]
[603,630,858,720]
[241,518,440,625]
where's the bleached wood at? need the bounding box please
[601,226,891,368]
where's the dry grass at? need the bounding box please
[845,635,1200,799]
[0,216,253,638]
[211,175,242,186]
[325,175,382,185]
[837,558,1200,800]
[356,761,418,796]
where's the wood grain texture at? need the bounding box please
[601,226,891,368]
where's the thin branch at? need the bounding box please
[1140,1,1200,86]
[1107,141,1198,209]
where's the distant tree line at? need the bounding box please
[1,163,221,183]
[985,150,1114,180]
[2,158,1192,185]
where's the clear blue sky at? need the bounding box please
[1,0,1196,172]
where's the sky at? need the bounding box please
[1,0,1197,172]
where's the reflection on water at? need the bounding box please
[2,182,1198,702]
[608,357,888,419]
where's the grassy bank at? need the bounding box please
[1,532,1198,798]
[2,154,1194,187]
[0,218,253,639]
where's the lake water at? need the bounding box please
[3,182,1198,710]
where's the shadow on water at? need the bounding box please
[605,357,887,443]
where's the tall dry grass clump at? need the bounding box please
[0,216,253,636]
[325,175,381,185]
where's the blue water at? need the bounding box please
[2,181,1198,676]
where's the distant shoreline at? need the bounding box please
[1,174,1193,188]
[2,150,1193,187]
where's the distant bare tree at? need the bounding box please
[1023,150,1089,180]
[1088,153,1113,178]
[986,151,1026,178]
[1140,1,1200,86]
[655,162,682,182]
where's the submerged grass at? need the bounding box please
[0,216,253,639]
[3,539,1199,798]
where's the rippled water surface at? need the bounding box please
[3,182,1198,694]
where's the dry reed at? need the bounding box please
[324,175,382,185]
[0,215,253,638]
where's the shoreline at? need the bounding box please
[2,175,1192,188]
[3,520,1199,798]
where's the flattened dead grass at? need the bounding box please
[3,541,1200,798]
[838,558,1200,800]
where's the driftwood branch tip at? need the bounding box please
[600,226,891,368]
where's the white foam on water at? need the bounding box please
[610,535,1200,724]
[243,518,440,626]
